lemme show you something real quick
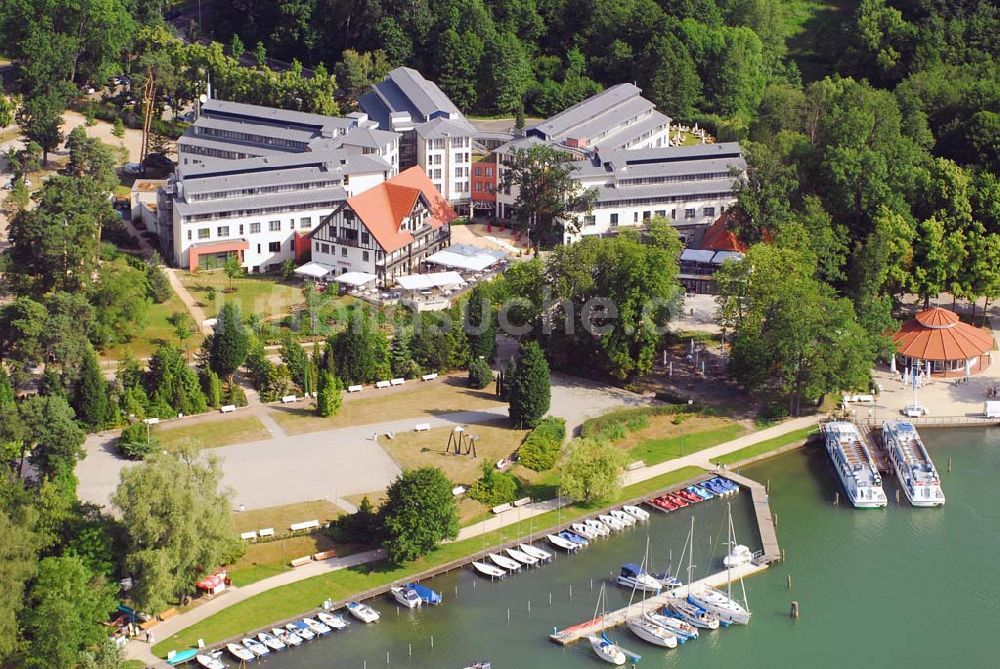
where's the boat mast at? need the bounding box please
[686,516,695,598]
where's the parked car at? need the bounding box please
[121,163,142,176]
[179,111,196,123]
[902,403,929,418]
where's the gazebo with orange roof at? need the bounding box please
[892,307,995,376]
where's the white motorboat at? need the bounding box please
[272,627,303,647]
[622,505,650,521]
[546,533,579,552]
[598,514,625,531]
[570,523,598,540]
[302,617,332,635]
[588,635,627,665]
[882,420,946,507]
[195,654,226,669]
[346,601,381,623]
[723,544,754,568]
[688,585,751,625]
[823,421,887,508]
[226,643,255,663]
[668,599,720,629]
[616,563,663,593]
[316,611,349,629]
[256,631,286,652]
[609,508,637,526]
[644,611,699,640]
[505,547,538,566]
[626,616,678,648]
[488,552,522,571]
[286,621,314,640]
[241,637,269,657]
[391,585,422,609]
[584,518,611,537]
[519,543,552,562]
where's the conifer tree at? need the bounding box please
[315,370,342,417]
[507,341,551,428]
[209,303,249,385]
[72,345,109,429]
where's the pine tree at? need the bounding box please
[73,345,109,429]
[200,368,222,408]
[315,370,343,417]
[468,357,493,389]
[507,341,551,428]
[280,335,309,389]
[209,303,249,385]
[465,285,497,361]
[389,326,413,377]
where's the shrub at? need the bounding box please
[467,462,519,507]
[517,417,566,471]
[467,357,493,389]
[334,496,381,544]
[117,422,157,459]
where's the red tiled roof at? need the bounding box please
[893,308,995,361]
[700,210,746,253]
[345,166,457,253]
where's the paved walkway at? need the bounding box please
[165,267,212,333]
[126,549,384,667]
[129,411,819,666]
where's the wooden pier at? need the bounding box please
[551,471,781,646]
[549,562,769,646]
[719,472,781,563]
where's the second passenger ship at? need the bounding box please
[882,420,946,507]
[824,421,887,508]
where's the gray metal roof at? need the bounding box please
[573,155,745,181]
[174,186,348,217]
[599,142,743,164]
[415,116,476,140]
[177,133,292,158]
[591,110,671,152]
[177,149,389,180]
[361,67,463,128]
[592,178,739,204]
[182,166,344,198]
[337,126,400,149]
[529,84,643,140]
[192,115,318,144]
[201,98,353,132]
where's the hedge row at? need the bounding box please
[517,417,566,471]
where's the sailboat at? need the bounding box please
[668,517,721,629]
[587,583,628,665]
[688,503,752,625]
[624,538,677,649]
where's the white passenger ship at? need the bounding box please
[824,421,887,508]
[882,420,945,507]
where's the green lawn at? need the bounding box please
[103,289,202,361]
[626,423,749,466]
[711,425,819,467]
[178,272,305,320]
[151,465,705,657]
[153,415,271,452]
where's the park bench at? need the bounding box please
[281,395,297,403]
[421,373,438,381]
[375,380,391,389]
[347,384,363,393]
[289,520,320,532]
[390,377,405,386]
[220,404,236,413]
[414,423,431,432]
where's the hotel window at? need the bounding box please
[341,247,347,257]
[583,215,596,227]
[671,209,676,219]
[239,224,244,235]
[187,230,192,240]
[610,213,619,227]
[362,251,370,262]
[643,211,651,220]
[685,208,696,219]
[314,241,321,253]
[655,210,666,218]
[322,243,330,254]
[485,167,493,177]
[475,182,483,192]
[268,241,280,252]
[197,228,210,239]
[455,166,463,178]
[633,212,639,223]
[361,232,370,245]
[269,220,281,232]
[300,217,312,229]
[704,207,715,217]
[217,226,229,237]
[250,222,261,233]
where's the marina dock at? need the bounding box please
[549,562,769,646]
[718,472,781,563]
[551,472,780,646]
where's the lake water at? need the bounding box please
[226,427,1000,668]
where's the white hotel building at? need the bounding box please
[160,99,400,271]
[359,67,475,214]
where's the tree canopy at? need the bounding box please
[379,467,459,563]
